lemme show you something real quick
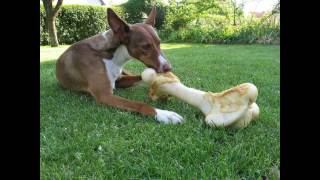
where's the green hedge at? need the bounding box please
[40,5,125,45]
[40,5,49,45]
[121,0,166,29]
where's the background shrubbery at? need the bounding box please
[121,0,167,29]
[159,0,279,44]
[40,0,280,45]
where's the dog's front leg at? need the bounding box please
[87,73,184,124]
[95,94,183,124]
[115,75,142,88]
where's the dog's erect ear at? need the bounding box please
[144,6,157,27]
[107,8,130,42]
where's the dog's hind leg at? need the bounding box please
[121,69,134,76]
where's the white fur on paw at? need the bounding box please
[155,109,184,124]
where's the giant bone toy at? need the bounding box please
[141,68,260,128]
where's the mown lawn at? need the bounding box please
[40,43,280,179]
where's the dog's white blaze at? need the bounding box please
[101,31,108,39]
[103,45,132,89]
[150,27,160,40]
[103,59,122,89]
[158,55,168,67]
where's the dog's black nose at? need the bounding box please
[162,64,172,72]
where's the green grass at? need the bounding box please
[40,43,279,179]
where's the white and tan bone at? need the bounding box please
[141,68,260,128]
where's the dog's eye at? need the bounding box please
[141,44,152,50]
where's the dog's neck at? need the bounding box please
[109,44,132,65]
[100,30,132,65]
[100,31,133,89]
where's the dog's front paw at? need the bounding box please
[155,109,184,124]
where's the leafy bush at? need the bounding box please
[144,2,167,29]
[231,14,280,44]
[159,9,280,44]
[121,0,167,29]
[57,5,107,44]
[160,16,279,44]
[122,0,145,24]
[160,0,280,45]
[163,2,197,31]
[40,5,49,45]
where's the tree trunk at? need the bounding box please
[48,16,59,47]
[233,6,236,25]
[42,0,63,47]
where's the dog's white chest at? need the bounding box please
[102,45,132,90]
[103,59,122,89]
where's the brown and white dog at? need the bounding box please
[56,7,183,124]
